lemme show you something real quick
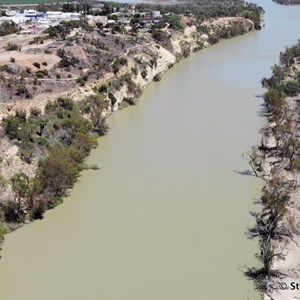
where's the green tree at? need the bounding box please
[0,21,20,37]
[3,115,21,140]
[263,88,285,116]
[11,172,29,199]
[73,133,98,156]
[166,15,184,31]
[38,146,79,196]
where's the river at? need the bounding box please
[1,1,300,299]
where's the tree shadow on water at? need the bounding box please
[234,169,256,176]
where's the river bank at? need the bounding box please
[246,41,300,300]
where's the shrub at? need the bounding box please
[30,107,42,117]
[109,78,123,91]
[5,42,19,51]
[10,57,15,63]
[134,57,142,64]
[3,201,25,223]
[141,69,147,79]
[48,197,63,209]
[152,30,166,42]
[112,56,128,74]
[153,74,161,82]
[20,148,34,164]
[36,69,48,78]
[31,201,46,219]
[112,24,123,33]
[57,49,79,68]
[123,97,136,105]
[73,133,98,156]
[98,84,108,94]
[131,66,139,76]
[58,57,75,68]
[56,97,74,111]
[2,115,20,139]
[76,73,89,86]
[33,36,44,44]
[0,64,14,73]
[150,58,157,68]
[121,72,132,83]
[208,34,219,45]
[36,137,49,147]
[33,62,41,69]
[15,84,31,98]
[281,80,300,96]
[15,108,27,121]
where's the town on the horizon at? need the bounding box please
[0,1,188,37]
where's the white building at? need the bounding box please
[0,15,29,24]
[94,15,108,26]
[151,11,161,18]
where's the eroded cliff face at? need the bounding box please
[0,17,254,207]
[103,17,254,113]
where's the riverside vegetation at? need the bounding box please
[245,41,300,298]
[0,95,108,241]
[0,0,263,253]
